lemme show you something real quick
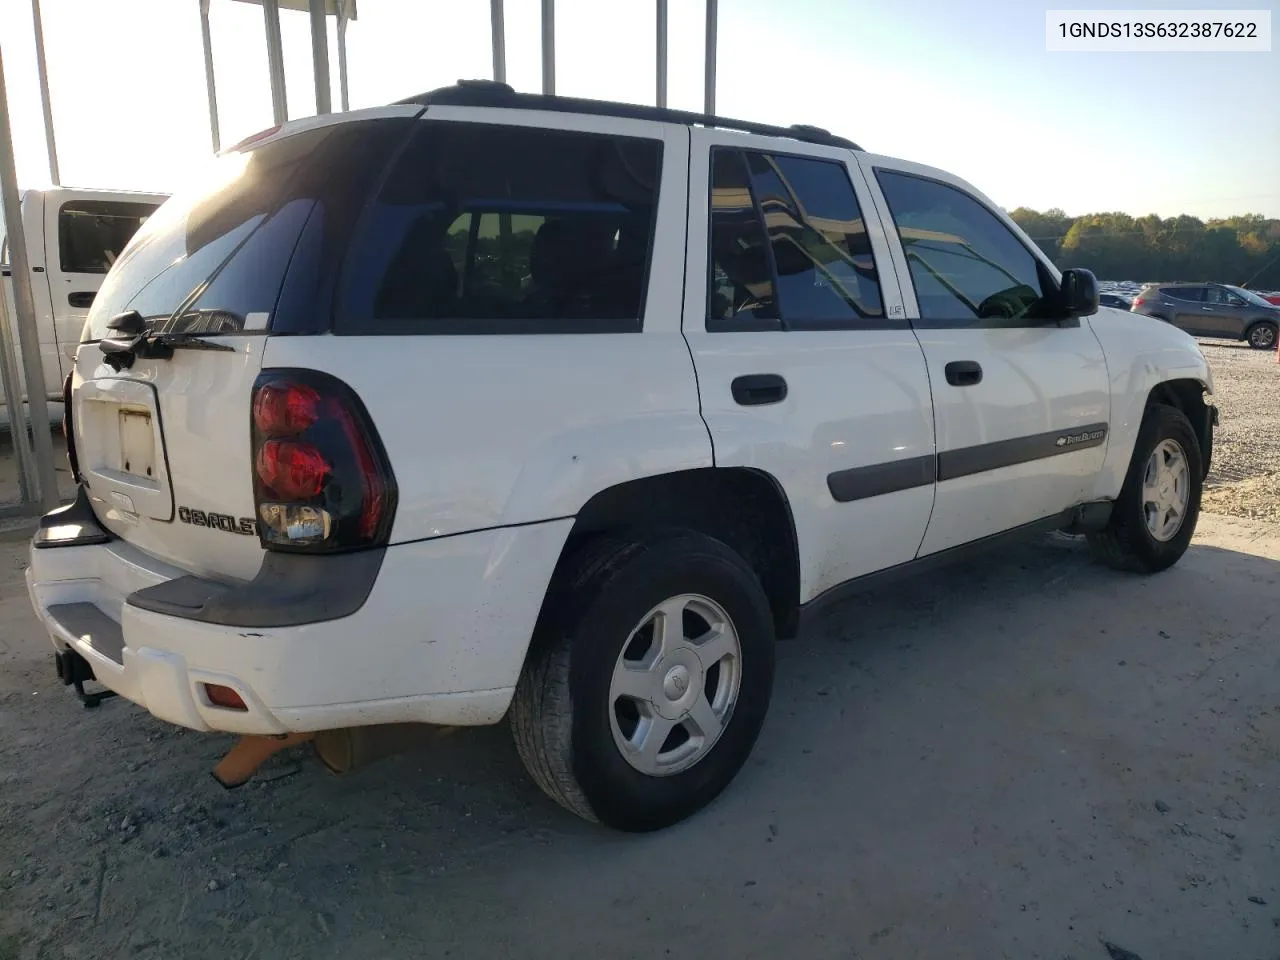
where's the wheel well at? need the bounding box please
[561,468,802,639]
[1146,378,1212,476]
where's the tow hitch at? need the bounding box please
[53,649,118,709]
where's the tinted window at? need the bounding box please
[58,200,158,274]
[708,149,778,325]
[875,171,1056,325]
[82,126,336,341]
[745,153,883,324]
[1164,286,1203,302]
[339,122,662,333]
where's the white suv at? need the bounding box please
[28,81,1215,832]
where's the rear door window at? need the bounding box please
[337,121,663,334]
[58,200,159,275]
[1165,287,1203,302]
[707,148,885,330]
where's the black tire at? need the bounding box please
[510,529,775,832]
[1245,321,1277,350]
[1087,404,1202,573]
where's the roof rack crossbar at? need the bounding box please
[396,80,862,151]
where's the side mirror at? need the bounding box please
[1059,268,1099,318]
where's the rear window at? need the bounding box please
[80,120,410,342]
[337,121,663,334]
[58,200,159,274]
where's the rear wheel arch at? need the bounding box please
[541,468,802,642]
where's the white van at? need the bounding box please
[2,187,167,402]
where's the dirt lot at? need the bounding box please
[1,340,1277,960]
[1199,341,1280,522]
[2,515,1279,960]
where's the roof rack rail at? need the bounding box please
[396,80,862,151]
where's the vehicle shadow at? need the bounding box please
[4,529,1279,959]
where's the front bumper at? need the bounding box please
[28,495,573,735]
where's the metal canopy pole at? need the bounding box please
[262,0,288,124]
[540,0,554,94]
[704,0,717,115]
[0,49,60,511]
[0,273,36,506]
[656,0,667,107]
[308,0,331,114]
[30,0,60,185]
[336,0,351,110]
[199,0,221,151]
[490,0,506,84]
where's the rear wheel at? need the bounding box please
[510,530,775,831]
[1088,404,1202,573]
[1246,321,1277,350]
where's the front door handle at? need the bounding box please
[944,360,983,387]
[68,291,96,309]
[731,373,788,406]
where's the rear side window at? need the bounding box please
[58,200,158,274]
[338,122,663,334]
[708,148,884,331]
[1164,286,1202,302]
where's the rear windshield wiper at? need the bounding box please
[99,310,234,371]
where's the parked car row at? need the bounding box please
[1128,282,1280,349]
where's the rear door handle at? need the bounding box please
[68,291,96,309]
[731,373,788,406]
[944,360,983,387]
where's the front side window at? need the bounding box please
[339,122,662,333]
[875,170,1056,326]
[58,200,158,275]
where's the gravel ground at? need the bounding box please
[2,516,1279,960]
[1196,340,1280,522]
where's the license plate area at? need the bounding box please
[118,409,156,481]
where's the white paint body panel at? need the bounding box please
[857,154,1111,554]
[26,518,573,733]
[682,128,935,600]
[1086,308,1213,499]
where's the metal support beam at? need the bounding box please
[656,0,667,108]
[308,0,331,114]
[704,0,717,116]
[0,49,60,511]
[540,0,554,95]
[336,0,351,110]
[30,0,60,185]
[199,0,221,151]
[262,0,288,125]
[0,276,36,506]
[490,0,506,84]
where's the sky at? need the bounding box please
[0,0,1277,220]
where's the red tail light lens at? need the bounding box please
[1132,297,1146,306]
[252,381,320,436]
[255,439,329,499]
[249,371,397,553]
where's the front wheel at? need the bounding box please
[1087,404,1202,573]
[510,530,775,832]
[1246,321,1277,350]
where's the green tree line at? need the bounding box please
[1008,208,1280,289]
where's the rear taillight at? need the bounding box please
[62,372,81,483]
[1132,298,1145,306]
[249,371,397,552]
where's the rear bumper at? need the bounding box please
[28,508,573,735]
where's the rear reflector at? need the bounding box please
[203,684,248,711]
